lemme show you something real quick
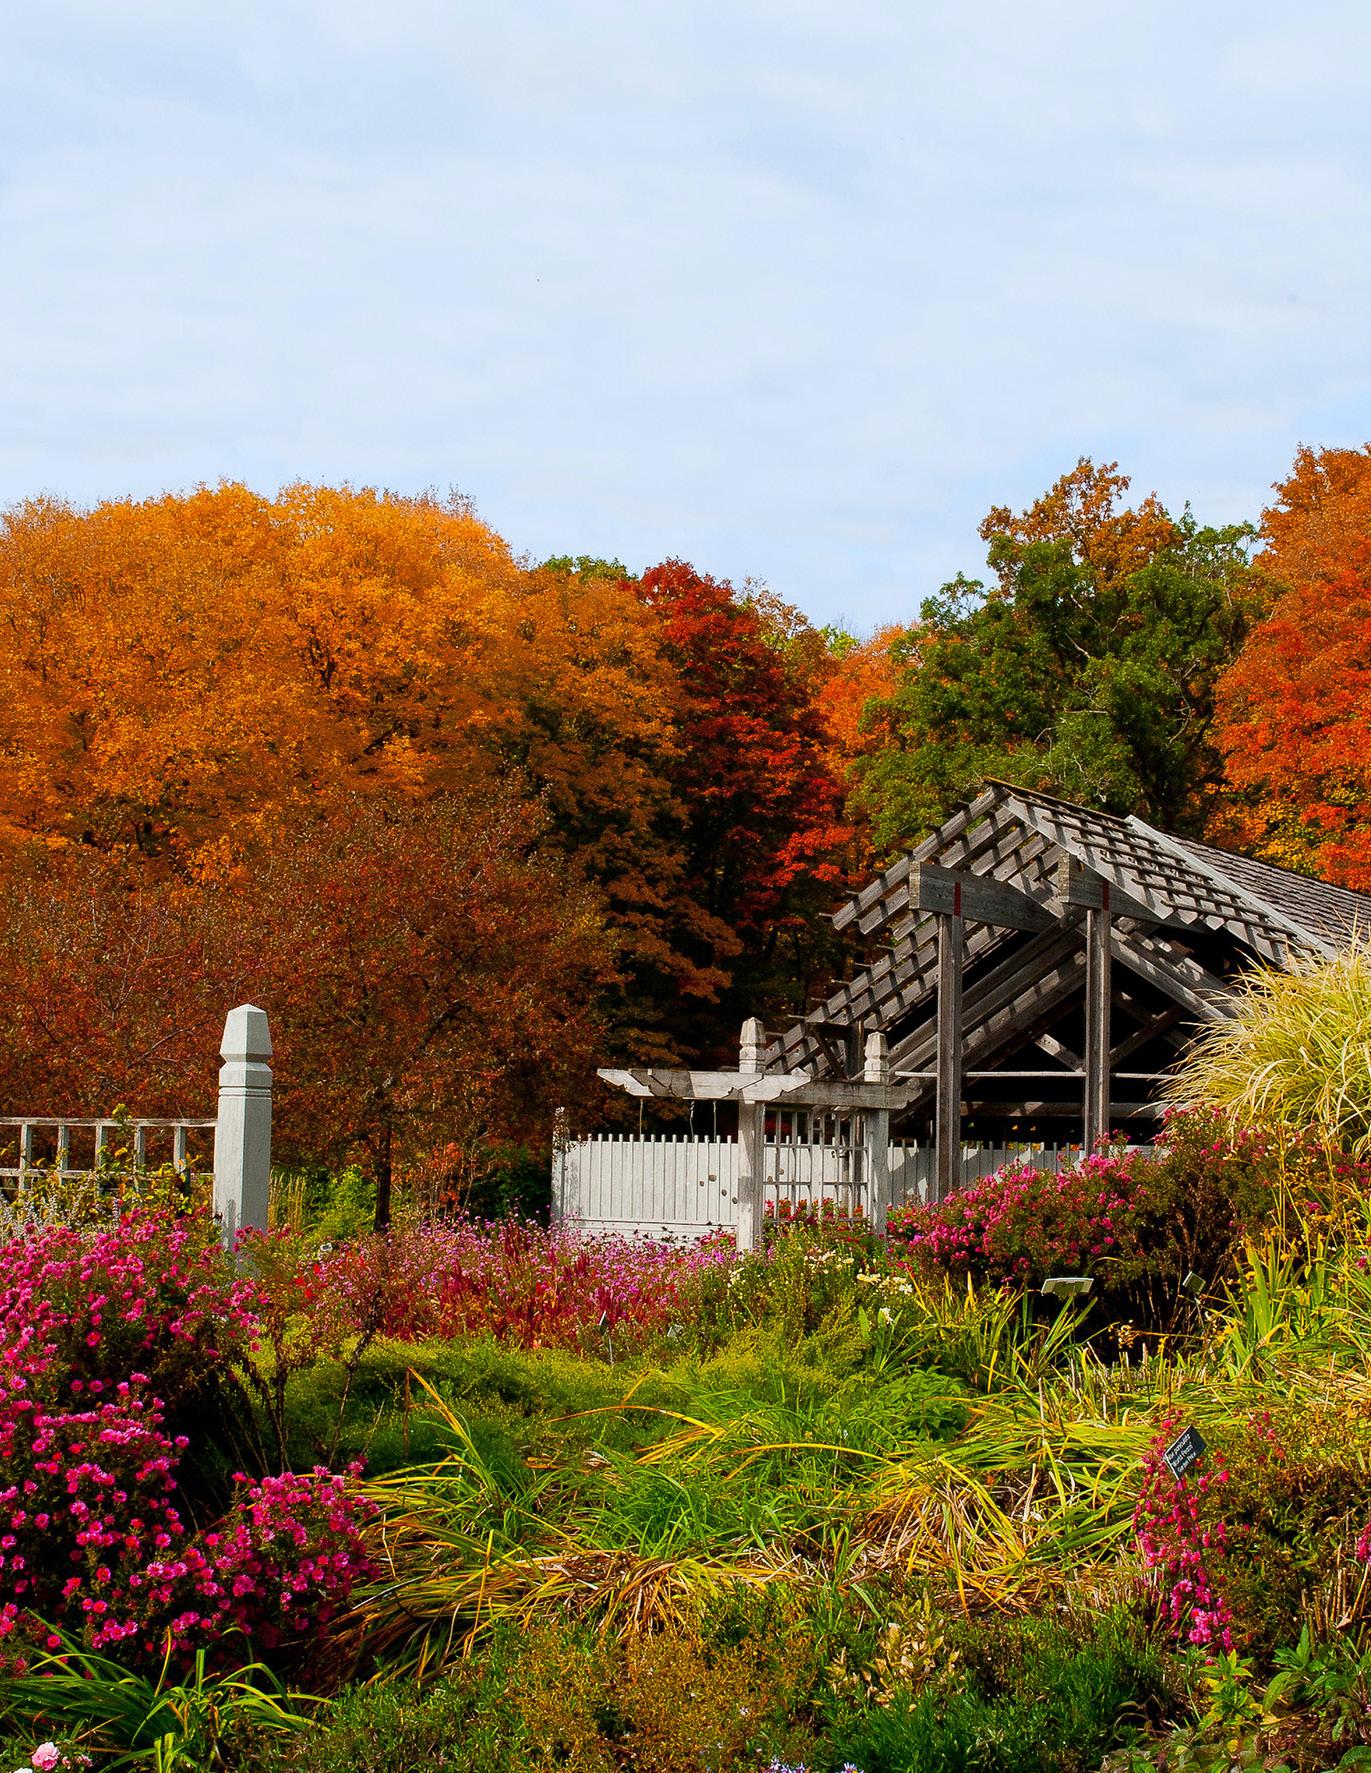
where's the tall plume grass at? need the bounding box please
[1165,944,1371,1156]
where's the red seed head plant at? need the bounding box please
[316,1216,735,1351]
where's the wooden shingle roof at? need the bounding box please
[771,781,1371,1081]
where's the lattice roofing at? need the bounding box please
[771,781,1371,1078]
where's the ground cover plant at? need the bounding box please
[5,1120,1371,1768]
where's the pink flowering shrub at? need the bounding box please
[1134,1419,1234,1651]
[0,1208,258,1411]
[0,1207,377,1674]
[318,1217,732,1351]
[888,1110,1277,1328]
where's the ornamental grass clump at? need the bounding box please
[1166,943,1371,1159]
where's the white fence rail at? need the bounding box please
[0,1005,273,1248]
[555,1132,1084,1240]
[0,1117,217,1184]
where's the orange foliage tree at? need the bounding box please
[1214,445,1371,881]
[0,489,864,1169]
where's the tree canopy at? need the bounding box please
[1212,445,1371,884]
[856,461,1261,849]
[5,444,1371,1206]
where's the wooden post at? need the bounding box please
[1084,891,1112,1151]
[551,1107,570,1223]
[735,1017,766,1253]
[55,1122,70,1178]
[935,904,964,1201]
[17,1122,34,1193]
[173,1124,188,1173]
[863,1031,893,1233]
[213,1004,273,1248]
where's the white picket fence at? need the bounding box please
[554,1131,1084,1241]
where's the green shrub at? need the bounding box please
[827,1607,1171,1773]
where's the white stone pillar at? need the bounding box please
[735,1017,766,1254]
[213,1004,273,1247]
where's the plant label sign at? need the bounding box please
[1163,1425,1206,1480]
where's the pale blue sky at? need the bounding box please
[3,2,1370,627]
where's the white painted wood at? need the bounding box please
[866,1109,892,1233]
[553,1130,1142,1240]
[212,1004,273,1247]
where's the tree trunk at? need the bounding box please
[374,1117,394,1233]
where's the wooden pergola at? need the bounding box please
[599,781,1371,1241]
[771,781,1371,1196]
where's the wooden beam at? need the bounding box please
[908,862,1056,932]
[833,787,1004,933]
[1057,857,1162,924]
[891,924,1084,1072]
[1083,904,1111,1151]
[963,1100,1163,1119]
[1037,1030,1084,1071]
[934,911,964,1202]
[804,1020,849,1079]
[1110,931,1231,1022]
[1109,1005,1187,1068]
[895,955,1088,1111]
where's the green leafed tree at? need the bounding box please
[857,460,1262,850]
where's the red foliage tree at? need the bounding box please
[637,561,851,1051]
[0,792,614,1225]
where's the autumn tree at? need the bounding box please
[636,560,851,1052]
[812,624,907,775]
[0,489,862,1106]
[1213,444,1371,882]
[229,792,614,1228]
[858,461,1261,850]
[0,791,614,1226]
[1255,443,1371,589]
[0,484,520,862]
[0,848,237,1118]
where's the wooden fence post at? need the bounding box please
[1084,893,1112,1152]
[735,1017,767,1254]
[863,1031,893,1234]
[213,1004,273,1247]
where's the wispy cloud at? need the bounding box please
[2,1,1368,625]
